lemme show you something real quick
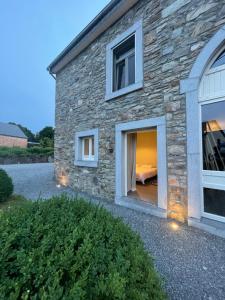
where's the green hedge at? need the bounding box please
[0,146,53,158]
[0,196,166,299]
[0,169,13,202]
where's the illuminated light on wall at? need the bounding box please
[56,184,61,188]
[58,171,69,187]
[169,221,179,231]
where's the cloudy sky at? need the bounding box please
[0,0,110,133]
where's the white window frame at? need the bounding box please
[105,20,143,101]
[75,129,99,168]
[82,137,95,161]
[199,98,225,223]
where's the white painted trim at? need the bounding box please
[105,20,143,101]
[181,25,225,225]
[116,196,167,218]
[188,217,225,238]
[202,212,225,223]
[74,128,99,168]
[115,116,167,212]
[82,137,95,161]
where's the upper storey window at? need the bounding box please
[106,20,143,101]
[113,35,135,91]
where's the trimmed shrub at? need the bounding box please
[0,196,166,299]
[0,169,13,202]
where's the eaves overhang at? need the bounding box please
[47,0,139,74]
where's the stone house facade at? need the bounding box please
[0,122,27,148]
[48,0,225,237]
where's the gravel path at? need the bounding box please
[1,163,225,300]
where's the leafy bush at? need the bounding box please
[0,196,166,299]
[0,169,13,202]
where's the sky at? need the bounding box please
[0,0,110,133]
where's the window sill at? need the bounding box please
[105,81,143,101]
[74,160,98,168]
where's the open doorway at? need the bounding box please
[126,129,158,206]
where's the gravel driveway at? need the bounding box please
[1,163,225,300]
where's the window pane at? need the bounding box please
[204,188,225,217]
[91,137,94,156]
[128,54,135,85]
[116,60,125,90]
[210,49,225,69]
[114,35,135,60]
[113,34,135,91]
[84,138,89,156]
[202,101,225,171]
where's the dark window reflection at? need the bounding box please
[210,49,225,69]
[204,188,225,217]
[202,101,225,171]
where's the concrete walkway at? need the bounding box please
[1,163,225,300]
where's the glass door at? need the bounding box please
[201,100,225,222]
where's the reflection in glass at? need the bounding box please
[210,49,225,69]
[116,61,125,90]
[204,188,225,217]
[113,35,135,91]
[128,54,135,85]
[202,101,225,171]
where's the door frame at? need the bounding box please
[115,116,167,211]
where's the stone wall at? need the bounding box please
[55,0,225,222]
[0,135,27,148]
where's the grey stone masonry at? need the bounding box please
[55,0,225,222]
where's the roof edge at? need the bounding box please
[0,133,28,140]
[48,0,139,74]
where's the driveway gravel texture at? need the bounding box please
[1,163,225,300]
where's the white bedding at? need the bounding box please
[136,164,157,184]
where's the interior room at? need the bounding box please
[127,129,158,205]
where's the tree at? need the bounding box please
[38,126,54,140]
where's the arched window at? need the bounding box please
[199,47,225,221]
[210,49,225,69]
[199,46,225,102]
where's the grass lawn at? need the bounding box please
[0,194,28,211]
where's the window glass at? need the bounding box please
[114,35,135,60]
[113,34,135,92]
[128,54,135,85]
[84,138,89,156]
[116,61,125,90]
[202,101,225,171]
[210,49,225,69]
[204,188,225,217]
[91,137,95,156]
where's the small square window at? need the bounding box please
[82,136,94,161]
[75,129,98,167]
[106,20,143,101]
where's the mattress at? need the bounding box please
[136,165,157,184]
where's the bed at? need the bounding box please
[136,164,157,184]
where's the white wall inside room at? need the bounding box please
[136,131,157,166]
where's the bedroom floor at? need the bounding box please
[128,179,158,205]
